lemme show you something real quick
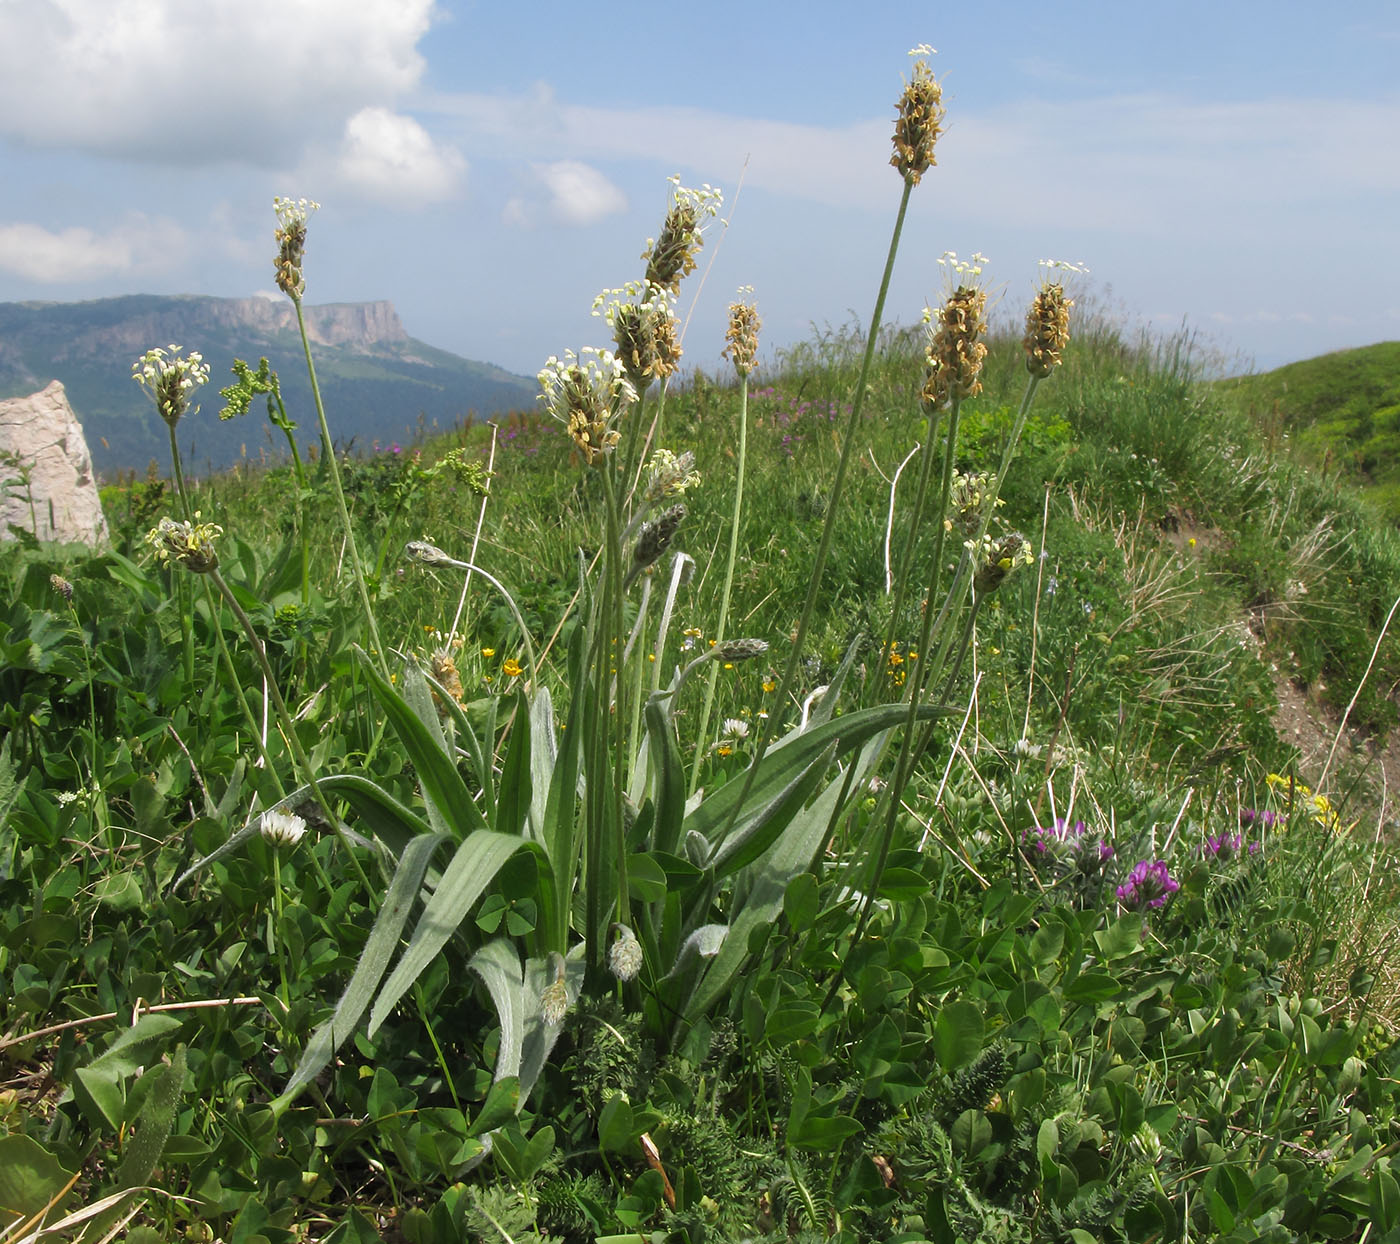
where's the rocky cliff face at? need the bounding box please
[21,295,408,364]
[203,297,409,347]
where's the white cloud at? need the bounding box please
[504,161,627,227]
[0,216,183,282]
[435,83,1400,230]
[0,0,435,164]
[335,108,466,203]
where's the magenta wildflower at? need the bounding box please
[1023,817,1085,854]
[1239,807,1282,830]
[1203,832,1260,862]
[1116,859,1179,910]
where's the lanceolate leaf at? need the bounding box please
[643,694,688,859]
[681,770,849,1026]
[527,685,557,844]
[171,774,427,892]
[368,830,528,1035]
[275,831,449,1111]
[356,648,485,839]
[685,702,947,850]
[706,744,835,878]
[495,689,532,837]
[469,938,527,1083]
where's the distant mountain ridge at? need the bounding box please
[0,294,537,477]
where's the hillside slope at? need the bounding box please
[1220,341,1400,518]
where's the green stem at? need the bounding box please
[837,395,964,984]
[690,370,750,794]
[601,469,629,965]
[290,296,390,682]
[875,399,946,706]
[714,176,916,844]
[271,388,312,615]
[209,568,374,899]
[200,579,287,802]
[166,421,196,688]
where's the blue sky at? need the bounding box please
[1,1,1396,381]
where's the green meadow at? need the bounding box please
[6,56,1400,1243]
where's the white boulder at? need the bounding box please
[0,381,109,546]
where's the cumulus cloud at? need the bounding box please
[0,216,183,282]
[335,108,466,203]
[502,161,627,228]
[0,0,435,165]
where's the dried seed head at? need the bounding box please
[596,283,683,386]
[642,178,723,294]
[146,514,222,575]
[50,574,73,602]
[922,266,989,412]
[890,59,945,186]
[1022,260,1086,378]
[430,646,466,711]
[723,293,761,377]
[608,924,644,982]
[634,504,687,573]
[712,637,769,663]
[273,197,318,298]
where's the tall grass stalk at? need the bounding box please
[290,295,390,682]
[690,368,750,793]
[713,178,916,852]
[207,565,374,897]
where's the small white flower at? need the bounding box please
[908,43,938,57]
[721,718,750,740]
[1013,737,1043,760]
[273,196,320,230]
[260,809,307,846]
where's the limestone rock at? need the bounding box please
[0,381,109,545]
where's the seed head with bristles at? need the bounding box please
[723,290,761,378]
[642,177,723,294]
[273,197,319,299]
[49,574,73,603]
[537,348,637,467]
[890,57,945,186]
[594,282,683,386]
[921,253,989,413]
[1023,260,1087,379]
[430,646,466,711]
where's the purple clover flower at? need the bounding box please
[1239,807,1282,831]
[1203,832,1260,861]
[1116,859,1179,910]
[1022,817,1085,854]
